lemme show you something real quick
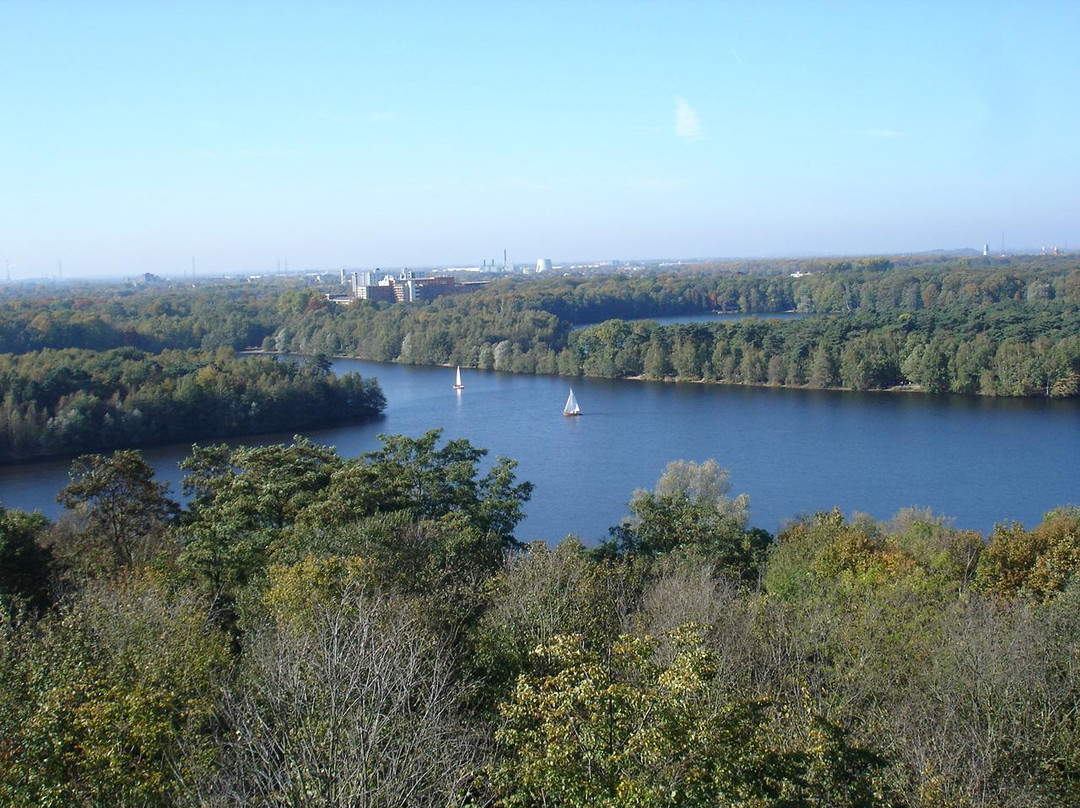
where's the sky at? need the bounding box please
[1,0,1078,278]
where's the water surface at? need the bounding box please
[571,311,807,330]
[2,360,1077,542]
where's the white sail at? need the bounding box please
[453,366,464,389]
[563,388,580,415]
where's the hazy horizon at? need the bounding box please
[2,1,1077,279]
[7,245,1075,285]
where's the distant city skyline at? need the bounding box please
[1,1,1077,279]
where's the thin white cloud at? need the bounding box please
[675,96,704,141]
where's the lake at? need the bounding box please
[2,359,1078,543]
[571,311,808,330]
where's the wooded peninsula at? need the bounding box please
[3,254,1079,461]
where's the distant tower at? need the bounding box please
[536,258,553,273]
[983,244,989,257]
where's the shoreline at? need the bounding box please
[253,351,937,397]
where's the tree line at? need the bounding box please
[0,347,384,462]
[561,302,1080,395]
[0,280,285,355]
[1,436,1078,806]
[268,257,1080,397]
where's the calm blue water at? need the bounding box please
[571,311,807,330]
[2,360,1078,542]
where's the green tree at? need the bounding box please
[0,574,228,807]
[642,334,670,379]
[808,344,839,387]
[491,627,891,808]
[840,332,901,390]
[56,450,178,574]
[178,437,343,594]
[470,538,634,712]
[359,429,533,543]
[0,506,52,610]
[600,460,769,583]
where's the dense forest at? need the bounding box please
[0,279,388,462]
[0,347,384,462]
[2,256,1080,461]
[0,280,281,355]
[267,256,1080,398]
[1,436,1078,807]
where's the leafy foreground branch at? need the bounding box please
[1,443,1079,807]
[492,627,894,807]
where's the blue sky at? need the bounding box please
[1,0,1078,277]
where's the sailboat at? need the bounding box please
[563,388,581,416]
[453,366,464,390]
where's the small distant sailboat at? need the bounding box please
[563,388,581,416]
[453,366,464,390]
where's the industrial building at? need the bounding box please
[328,270,487,305]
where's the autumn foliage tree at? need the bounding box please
[490,626,893,808]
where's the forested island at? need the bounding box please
[2,255,1080,460]
[1,435,1077,807]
